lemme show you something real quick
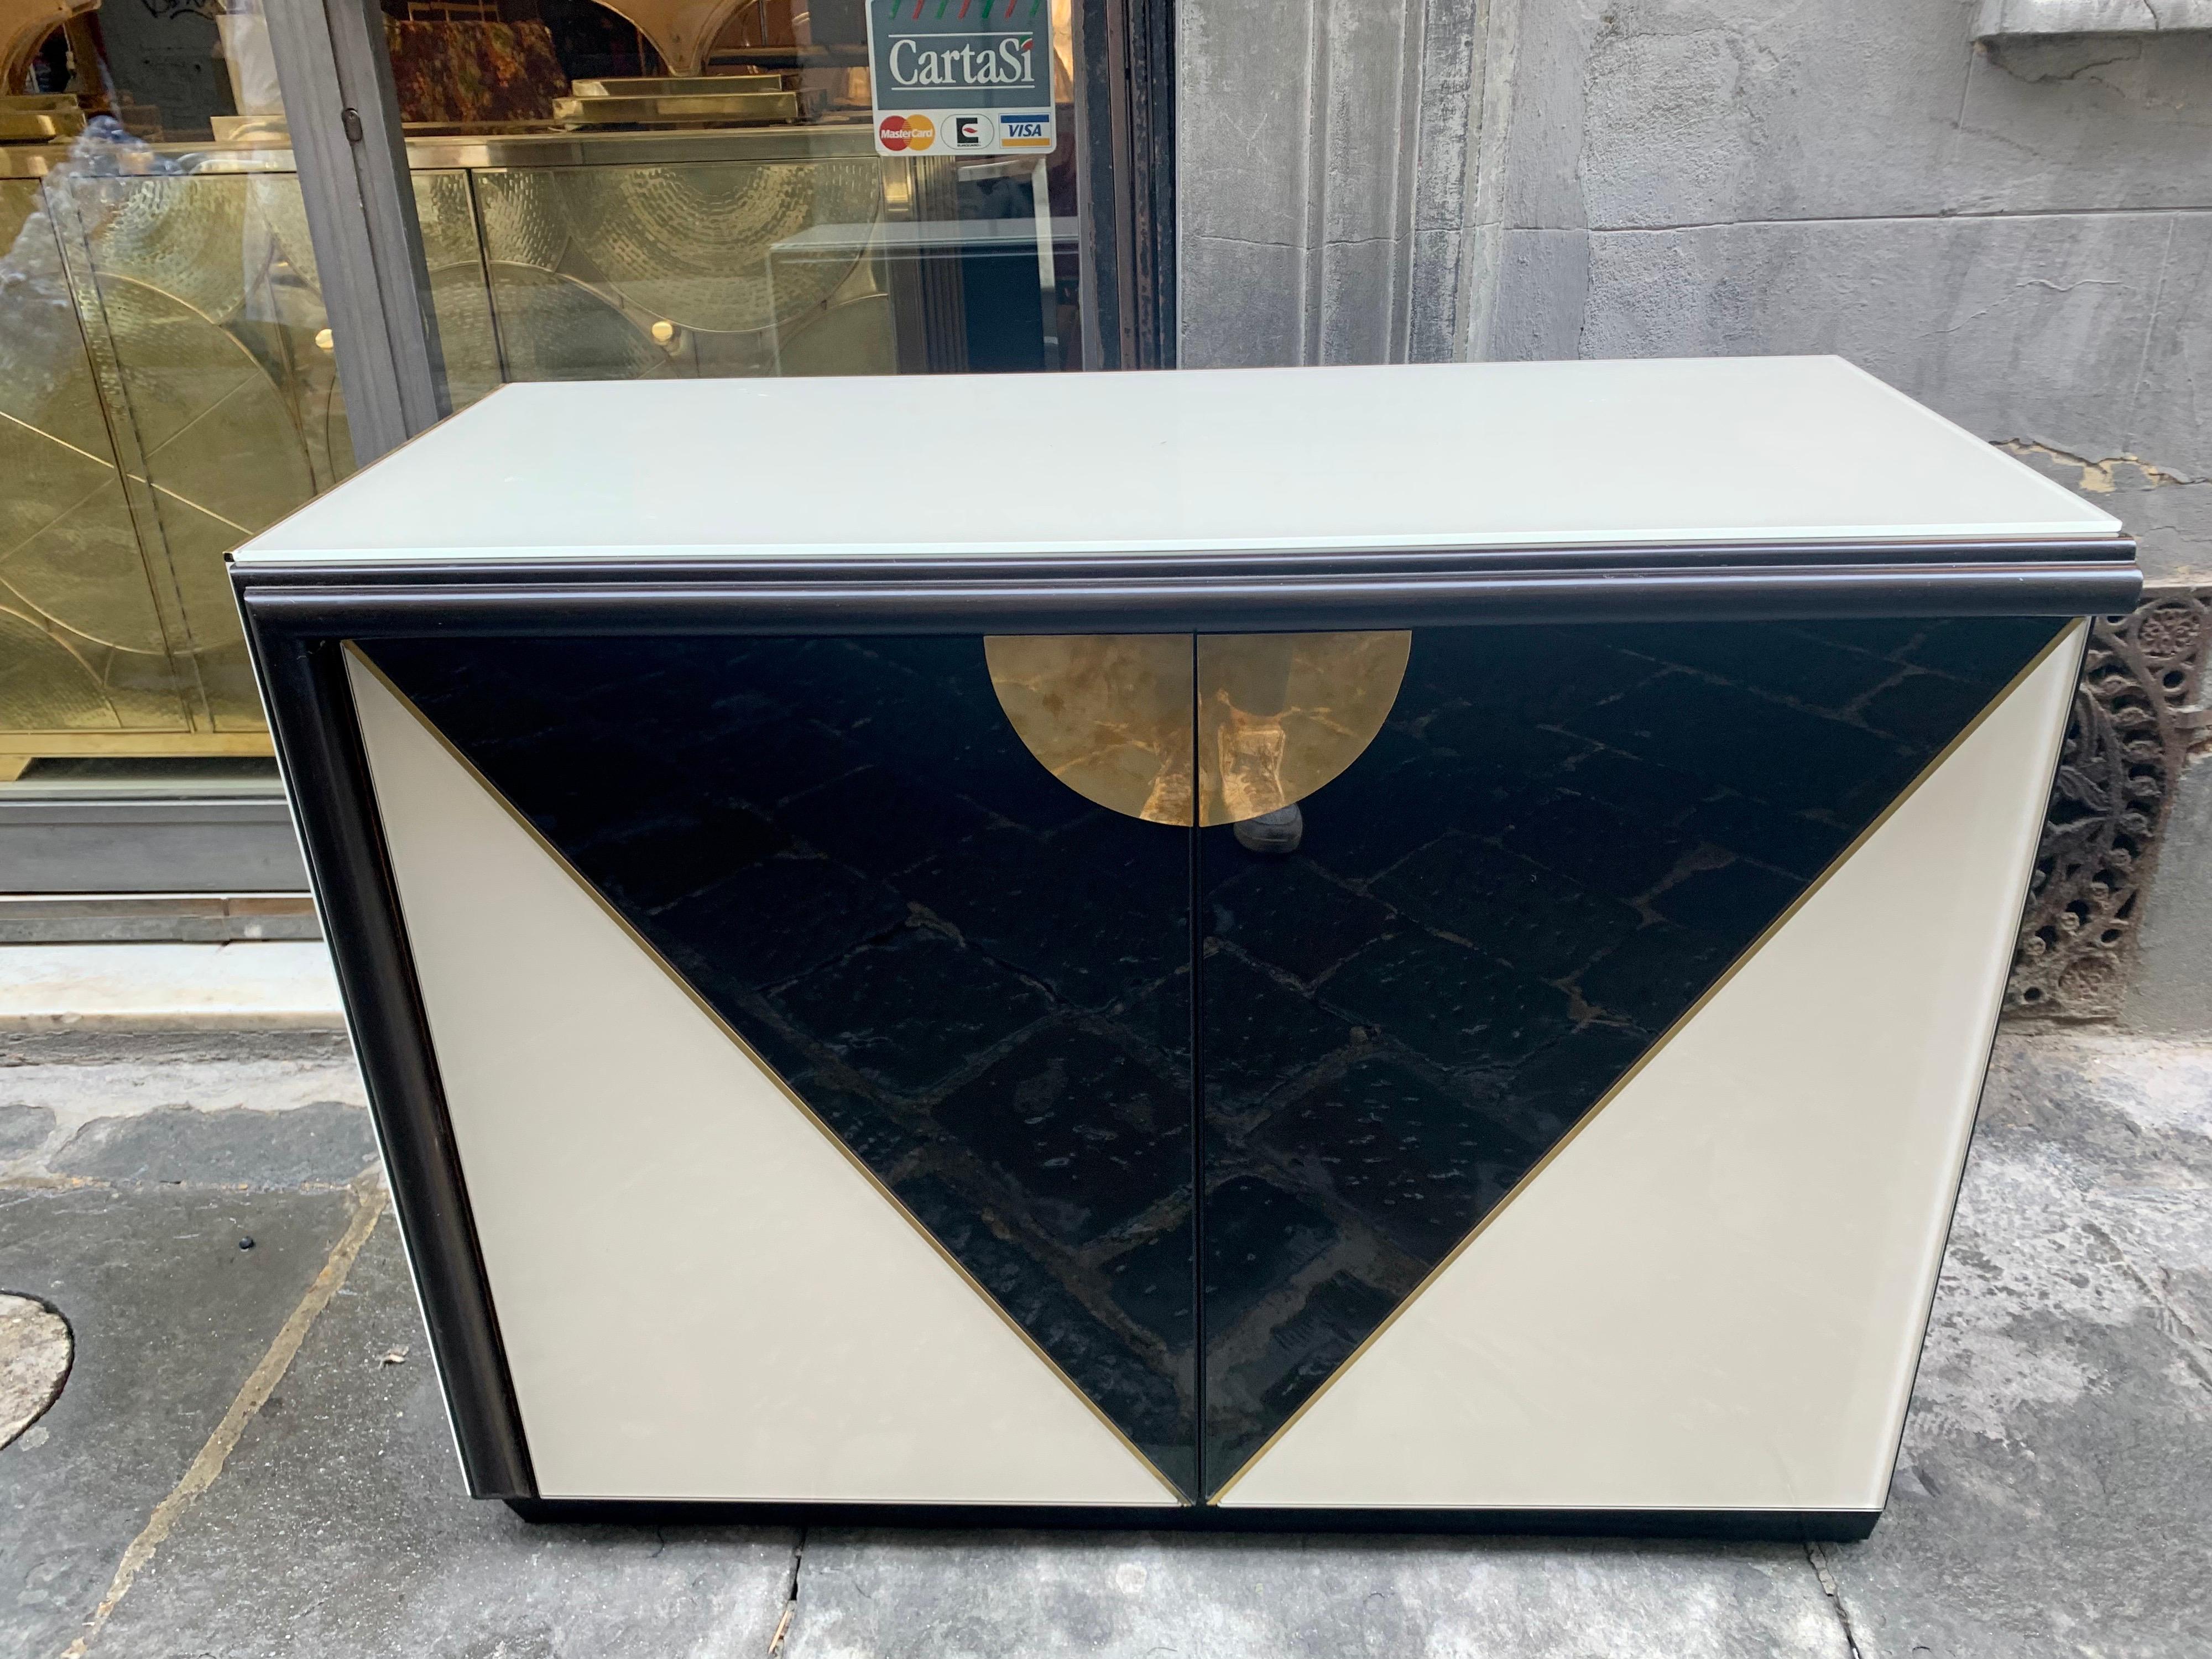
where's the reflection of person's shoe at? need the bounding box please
[1233,804,1302,855]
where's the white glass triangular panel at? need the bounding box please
[1221,625,2081,1513]
[347,653,1177,1504]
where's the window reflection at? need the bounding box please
[0,0,1081,774]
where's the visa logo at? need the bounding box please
[1001,113,1051,146]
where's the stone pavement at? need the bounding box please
[0,1025,2206,1658]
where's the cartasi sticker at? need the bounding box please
[867,0,1057,157]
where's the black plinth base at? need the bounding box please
[503,1496,1881,1541]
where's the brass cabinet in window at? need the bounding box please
[1,119,1055,776]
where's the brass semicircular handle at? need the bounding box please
[984,631,1412,828]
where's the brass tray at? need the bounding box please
[568,75,785,98]
[552,92,800,128]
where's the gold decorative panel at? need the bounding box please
[1,174,194,749]
[60,170,328,734]
[985,632,1412,827]
[0,123,957,768]
[473,156,886,379]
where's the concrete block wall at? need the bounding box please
[1175,0,2212,1030]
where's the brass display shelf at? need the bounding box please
[550,91,801,126]
[0,93,84,143]
[570,75,786,97]
[176,118,878,173]
[0,733,275,784]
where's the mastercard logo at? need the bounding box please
[878,113,937,152]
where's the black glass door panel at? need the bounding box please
[368,636,1199,1496]
[1196,616,2065,1493]
[366,615,2064,1503]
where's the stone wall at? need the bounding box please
[1175,0,2212,1029]
[1180,0,2211,572]
[1175,0,1488,365]
[1471,0,2211,582]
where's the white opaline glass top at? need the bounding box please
[234,357,2121,564]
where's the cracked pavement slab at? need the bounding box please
[88,1212,800,1658]
[1,1029,2206,1656]
[1825,1034,2212,1657]
[0,1184,362,1658]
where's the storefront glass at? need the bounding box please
[1,0,1082,780]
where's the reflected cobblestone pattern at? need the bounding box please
[370,636,1199,1495]
[369,618,2061,1501]
[1197,617,2063,1486]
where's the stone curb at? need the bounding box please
[0,944,346,1033]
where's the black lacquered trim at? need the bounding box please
[504,1498,1880,1541]
[235,540,2140,638]
[234,533,2135,582]
[231,535,2137,587]
[241,619,536,1499]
